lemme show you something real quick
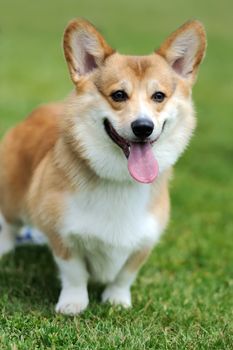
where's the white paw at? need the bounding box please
[55,301,88,315]
[102,286,132,308]
[55,288,89,315]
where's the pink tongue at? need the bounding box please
[128,143,159,184]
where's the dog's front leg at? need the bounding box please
[54,255,89,315]
[102,247,151,308]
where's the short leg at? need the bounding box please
[0,214,16,257]
[102,247,151,308]
[55,255,89,315]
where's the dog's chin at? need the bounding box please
[87,145,133,183]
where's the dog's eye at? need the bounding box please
[152,91,166,103]
[111,90,128,102]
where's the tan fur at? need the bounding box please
[0,103,61,223]
[124,247,152,273]
[157,20,207,82]
[149,169,171,229]
[63,19,115,83]
[94,53,178,114]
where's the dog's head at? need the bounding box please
[62,19,206,183]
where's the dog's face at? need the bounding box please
[63,19,206,183]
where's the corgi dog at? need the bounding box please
[0,19,206,315]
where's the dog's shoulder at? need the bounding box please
[1,102,63,170]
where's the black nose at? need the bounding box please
[131,119,154,139]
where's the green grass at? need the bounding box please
[0,0,233,349]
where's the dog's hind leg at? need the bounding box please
[0,212,16,257]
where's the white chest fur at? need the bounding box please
[61,181,161,248]
[59,181,162,282]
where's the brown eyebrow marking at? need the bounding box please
[126,57,151,77]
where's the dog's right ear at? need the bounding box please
[63,19,114,84]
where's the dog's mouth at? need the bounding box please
[104,119,130,158]
[104,119,164,184]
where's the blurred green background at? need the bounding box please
[0,0,232,349]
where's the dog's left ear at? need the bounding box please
[157,20,206,83]
[63,18,114,83]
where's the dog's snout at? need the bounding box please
[131,119,154,139]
